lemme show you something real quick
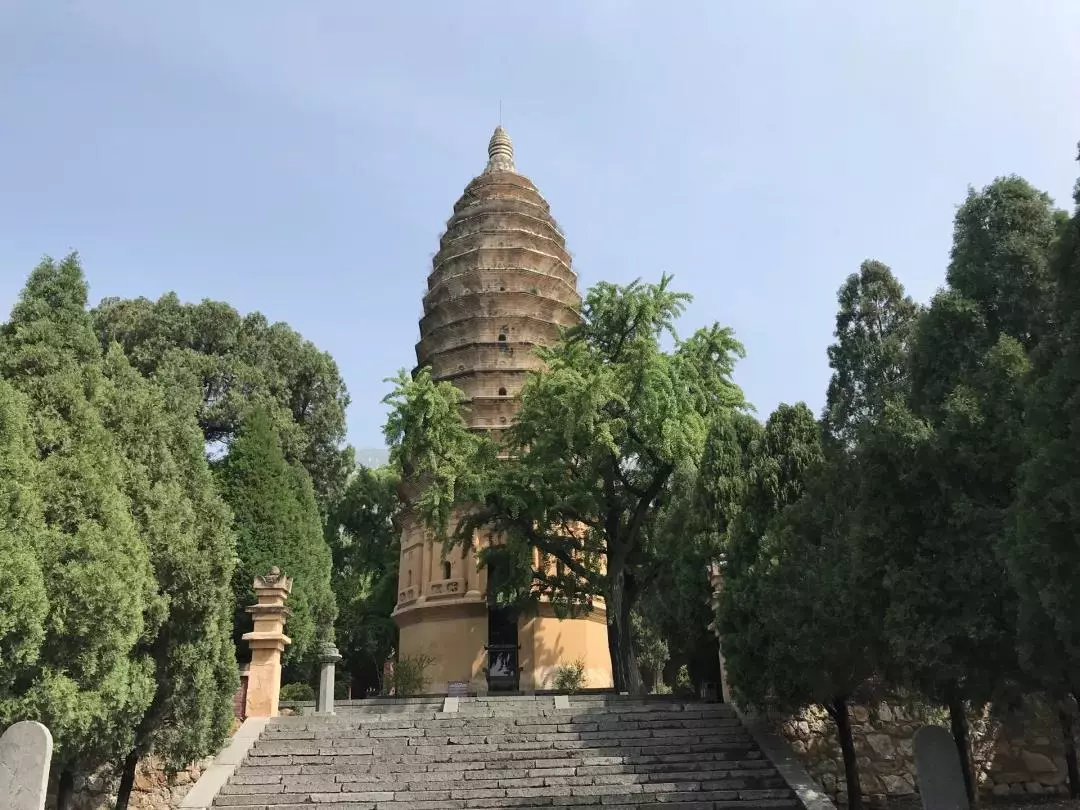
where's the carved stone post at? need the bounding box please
[317,642,343,714]
[242,566,293,718]
[706,557,734,705]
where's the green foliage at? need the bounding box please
[867,177,1062,712]
[91,293,353,509]
[553,660,586,693]
[326,464,401,693]
[382,367,496,537]
[716,402,825,708]
[217,407,336,668]
[823,260,919,448]
[0,379,47,687]
[1011,154,1080,692]
[0,254,157,776]
[631,611,669,693]
[634,410,762,689]
[96,343,238,770]
[946,176,1061,349]
[674,665,694,696]
[279,682,316,702]
[386,654,434,696]
[427,275,747,694]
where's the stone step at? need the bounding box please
[220,772,789,792]
[235,750,773,772]
[215,802,797,810]
[213,791,797,808]
[253,732,754,752]
[215,699,792,810]
[260,717,743,734]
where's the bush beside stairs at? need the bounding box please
[212,694,803,810]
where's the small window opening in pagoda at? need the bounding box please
[443,561,452,580]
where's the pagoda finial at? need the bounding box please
[486,126,515,173]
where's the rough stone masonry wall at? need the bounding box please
[45,755,213,810]
[773,696,1075,807]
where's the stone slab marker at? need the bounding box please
[0,721,53,810]
[242,566,292,717]
[914,725,970,810]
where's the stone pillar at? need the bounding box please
[242,566,293,718]
[706,557,734,705]
[317,642,342,714]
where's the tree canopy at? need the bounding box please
[0,255,158,805]
[217,406,336,670]
[92,293,353,510]
[385,274,747,693]
[326,464,401,695]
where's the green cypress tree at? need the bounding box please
[0,254,157,808]
[0,379,48,692]
[218,406,336,670]
[862,177,1063,804]
[96,344,239,810]
[1011,153,1080,797]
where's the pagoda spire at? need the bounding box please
[485,125,516,173]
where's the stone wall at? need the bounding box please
[46,756,213,810]
[772,697,1075,807]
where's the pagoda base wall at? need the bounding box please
[395,601,613,694]
[519,605,612,692]
[396,602,488,695]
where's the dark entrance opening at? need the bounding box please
[485,558,519,691]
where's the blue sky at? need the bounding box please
[2,2,1079,450]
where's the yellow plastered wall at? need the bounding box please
[396,605,487,694]
[519,607,612,691]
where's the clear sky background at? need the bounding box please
[2,2,1079,451]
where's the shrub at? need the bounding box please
[553,660,586,693]
[388,654,434,696]
[279,682,316,702]
[674,664,694,696]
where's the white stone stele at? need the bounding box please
[914,724,970,810]
[0,721,53,810]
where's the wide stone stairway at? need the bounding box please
[213,695,802,810]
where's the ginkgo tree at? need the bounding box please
[383,275,746,693]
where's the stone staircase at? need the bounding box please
[212,695,802,810]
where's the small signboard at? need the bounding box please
[447,681,468,697]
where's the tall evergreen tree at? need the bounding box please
[97,345,238,810]
[823,260,920,448]
[0,379,48,693]
[863,177,1063,804]
[218,406,336,670]
[716,403,823,691]
[92,294,353,510]
[0,254,157,808]
[1011,153,1080,797]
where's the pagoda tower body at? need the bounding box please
[392,128,612,694]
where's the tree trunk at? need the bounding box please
[1059,706,1080,799]
[56,768,75,810]
[605,566,644,695]
[115,749,140,810]
[947,691,977,807]
[827,696,862,810]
